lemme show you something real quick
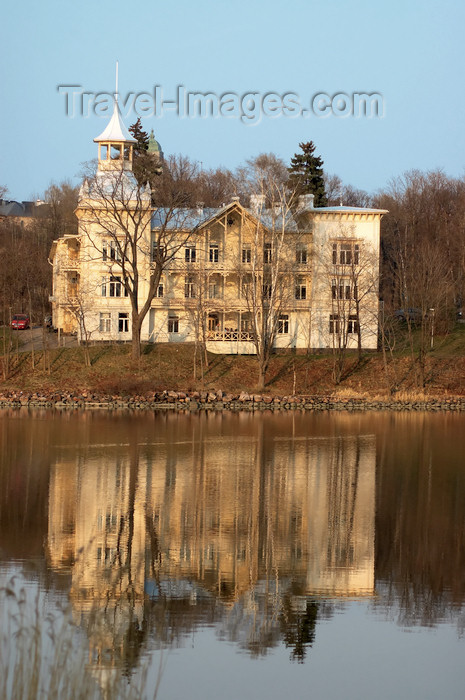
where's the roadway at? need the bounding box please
[7,326,78,352]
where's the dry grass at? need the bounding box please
[0,576,153,700]
[1,337,465,398]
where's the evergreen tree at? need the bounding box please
[288,141,328,207]
[129,119,160,190]
[128,118,149,153]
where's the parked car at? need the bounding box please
[11,314,30,330]
[394,308,423,323]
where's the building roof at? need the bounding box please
[0,200,26,217]
[314,205,388,214]
[0,199,48,218]
[151,207,219,230]
[151,202,300,231]
[93,100,137,144]
[150,199,388,231]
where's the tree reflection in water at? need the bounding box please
[0,409,464,684]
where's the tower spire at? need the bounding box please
[115,60,119,105]
[93,65,136,171]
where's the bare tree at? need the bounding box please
[78,166,196,361]
[234,153,289,208]
[317,229,379,384]
[65,290,98,367]
[186,267,209,384]
[238,180,301,390]
[377,169,465,320]
[376,170,463,386]
[155,154,235,208]
[324,173,371,207]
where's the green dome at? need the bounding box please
[148,130,163,155]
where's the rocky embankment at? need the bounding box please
[1,389,465,411]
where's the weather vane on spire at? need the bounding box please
[115,60,119,105]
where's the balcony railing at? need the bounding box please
[206,329,255,342]
[61,255,80,270]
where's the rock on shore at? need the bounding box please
[0,390,464,412]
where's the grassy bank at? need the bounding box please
[1,324,465,399]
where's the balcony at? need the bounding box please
[206,328,256,354]
[61,254,80,271]
[206,329,255,342]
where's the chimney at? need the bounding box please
[196,201,204,216]
[249,194,266,214]
[297,194,314,211]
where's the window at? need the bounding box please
[329,314,340,334]
[168,316,179,333]
[151,242,165,262]
[99,312,111,333]
[111,144,122,160]
[278,315,289,334]
[156,283,164,298]
[347,315,359,334]
[241,277,251,298]
[208,314,218,331]
[242,248,251,263]
[295,279,307,300]
[185,246,196,263]
[118,312,129,333]
[296,247,307,264]
[209,244,219,263]
[109,276,123,297]
[209,282,220,299]
[103,240,121,262]
[263,283,272,299]
[100,144,109,161]
[333,242,360,265]
[101,277,107,297]
[184,276,196,298]
[263,243,272,264]
[112,241,121,261]
[332,278,353,300]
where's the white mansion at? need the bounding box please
[50,102,387,354]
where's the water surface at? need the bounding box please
[1,409,464,699]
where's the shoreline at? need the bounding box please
[1,390,465,412]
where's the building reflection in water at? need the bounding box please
[47,414,375,671]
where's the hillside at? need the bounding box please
[1,325,465,400]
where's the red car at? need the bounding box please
[11,314,30,330]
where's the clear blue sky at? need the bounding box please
[1,0,464,200]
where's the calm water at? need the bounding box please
[1,409,464,699]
